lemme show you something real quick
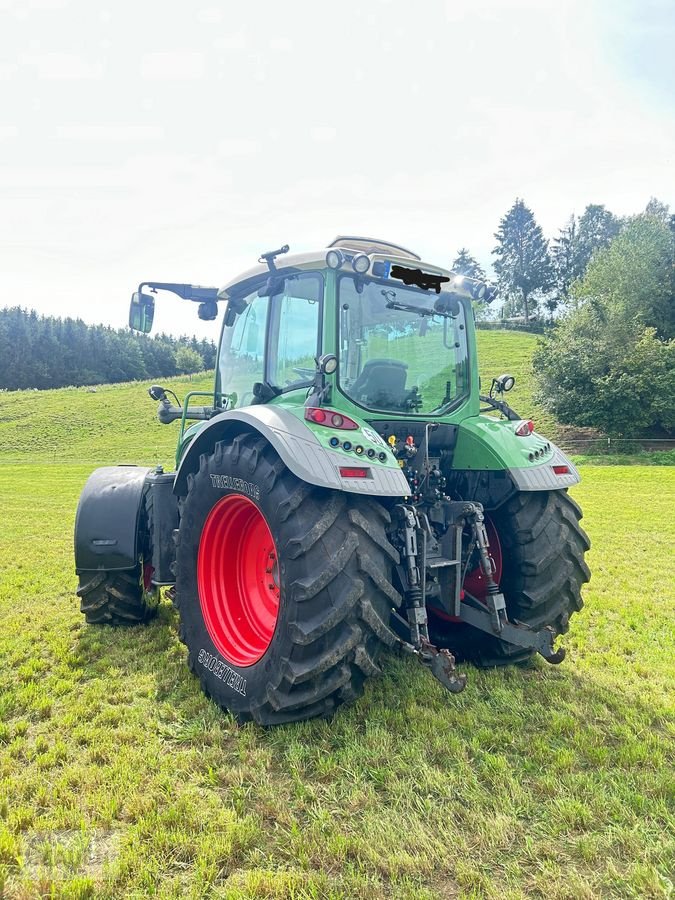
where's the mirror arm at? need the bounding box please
[138,282,219,304]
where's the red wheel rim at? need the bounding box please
[429,516,503,622]
[197,494,280,667]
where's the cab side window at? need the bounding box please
[269,275,322,389]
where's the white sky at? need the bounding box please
[1,0,673,338]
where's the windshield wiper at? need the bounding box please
[381,289,454,320]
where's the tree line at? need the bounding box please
[0,308,217,391]
[450,197,675,437]
[450,199,631,323]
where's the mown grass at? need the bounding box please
[571,450,675,467]
[0,336,673,897]
[0,465,673,898]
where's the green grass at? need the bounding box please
[474,330,558,438]
[0,465,673,898]
[0,373,215,469]
[571,450,675,467]
[0,338,673,897]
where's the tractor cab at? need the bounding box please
[214,237,487,428]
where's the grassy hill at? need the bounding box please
[475,329,557,436]
[0,331,553,467]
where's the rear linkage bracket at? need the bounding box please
[393,504,467,694]
[391,499,565,696]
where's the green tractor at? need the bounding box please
[74,237,590,725]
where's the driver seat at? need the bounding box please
[351,358,409,410]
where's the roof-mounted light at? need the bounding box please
[326,249,344,269]
[352,253,370,274]
[469,280,487,300]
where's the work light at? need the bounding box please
[326,249,344,269]
[351,253,370,274]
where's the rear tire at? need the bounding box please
[174,433,402,726]
[431,489,590,666]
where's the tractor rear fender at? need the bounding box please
[173,406,410,497]
[75,465,153,574]
[450,416,581,506]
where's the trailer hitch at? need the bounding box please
[395,631,467,693]
[418,639,467,693]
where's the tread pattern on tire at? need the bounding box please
[77,490,158,625]
[433,488,591,666]
[174,433,402,726]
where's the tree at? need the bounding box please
[645,196,670,223]
[0,308,211,390]
[175,346,204,378]
[451,248,490,319]
[574,204,621,277]
[533,212,675,436]
[575,212,674,339]
[493,199,553,323]
[551,215,578,309]
[451,248,486,280]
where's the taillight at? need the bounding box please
[339,466,370,478]
[515,420,534,436]
[552,464,570,475]
[305,407,359,430]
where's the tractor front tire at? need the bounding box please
[174,433,402,726]
[77,566,158,624]
[77,489,159,625]
[434,489,590,666]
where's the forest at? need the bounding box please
[0,308,216,391]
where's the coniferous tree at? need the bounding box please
[451,249,489,319]
[551,215,579,310]
[493,199,553,323]
[0,308,217,390]
[450,248,486,280]
[574,204,621,276]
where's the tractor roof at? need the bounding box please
[218,238,454,300]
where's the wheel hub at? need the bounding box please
[197,494,280,667]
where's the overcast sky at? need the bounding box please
[1,0,673,338]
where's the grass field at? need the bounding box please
[0,339,673,898]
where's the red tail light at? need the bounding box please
[305,407,359,430]
[515,420,534,436]
[339,467,370,478]
[552,464,570,476]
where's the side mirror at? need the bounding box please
[129,292,155,333]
